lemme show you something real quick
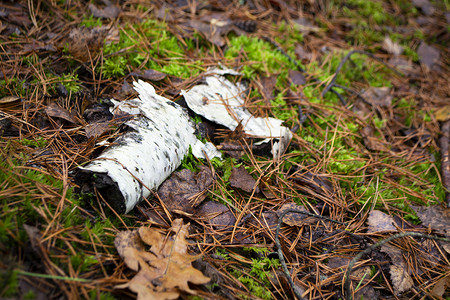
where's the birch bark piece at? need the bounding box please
[181,68,293,157]
[77,80,221,213]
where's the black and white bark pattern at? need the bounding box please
[78,80,220,213]
[181,68,293,157]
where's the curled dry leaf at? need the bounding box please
[157,165,213,215]
[229,166,260,193]
[361,87,392,108]
[45,102,78,124]
[114,219,210,300]
[367,210,396,233]
[389,265,414,295]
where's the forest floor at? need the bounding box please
[0,0,449,299]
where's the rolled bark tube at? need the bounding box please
[77,80,221,213]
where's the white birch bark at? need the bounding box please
[78,80,220,213]
[181,69,293,157]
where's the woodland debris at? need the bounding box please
[77,80,220,213]
[157,166,213,215]
[277,203,315,226]
[45,102,78,124]
[229,166,260,193]
[181,68,293,157]
[417,42,440,69]
[381,244,414,295]
[438,120,450,206]
[367,210,396,232]
[114,219,210,299]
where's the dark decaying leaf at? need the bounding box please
[188,19,230,47]
[277,203,315,226]
[129,69,167,81]
[361,87,392,107]
[432,277,450,298]
[229,166,260,193]
[83,103,113,124]
[89,3,121,19]
[412,0,435,16]
[288,70,306,85]
[256,76,277,104]
[417,42,440,69]
[85,122,110,139]
[291,171,334,195]
[158,165,213,215]
[367,210,396,232]
[361,126,389,152]
[410,205,450,235]
[388,57,415,75]
[196,201,236,230]
[45,102,78,124]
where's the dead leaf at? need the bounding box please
[367,210,396,233]
[431,276,450,297]
[388,57,415,75]
[361,87,392,107]
[196,201,236,230]
[435,106,450,122]
[114,219,210,299]
[295,45,312,61]
[288,70,306,85]
[410,205,450,235]
[229,166,259,193]
[412,0,435,16]
[188,19,231,47]
[45,102,78,124]
[277,203,315,226]
[389,265,413,294]
[361,126,388,152]
[417,42,440,69]
[256,76,277,105]
[0,96,21,104]
[291,171,334,196]
[158,166,213,215]
[130,69,167,81]
[382,36,403,56]
[85,122,110,139]
[89,3,121,19]
[292,17,319,34]
[65,26,109,61]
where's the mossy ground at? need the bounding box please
[0,0,448,299]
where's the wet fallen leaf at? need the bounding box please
[367,210,396,232]
[256,76,277,104]
[435,105,450,122]
[361,126,389,152]
[85,122,110,139]
[417,42,440,69]
[196,201,236,230]
[277,203,315,226]
[412,0,435,16]
[89,3,121,19]
[158,166,213,215]
[130,69,167,81]
[115,219,210,299]
[410,205,450,235]
[229,166,259,193]
[382,36,403,56]
[291,170,334,196]
[288,70,306,85]
[431,276,450,297]
[83,103,113,124]
[45,102,78,124]
[361,87,392,107]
